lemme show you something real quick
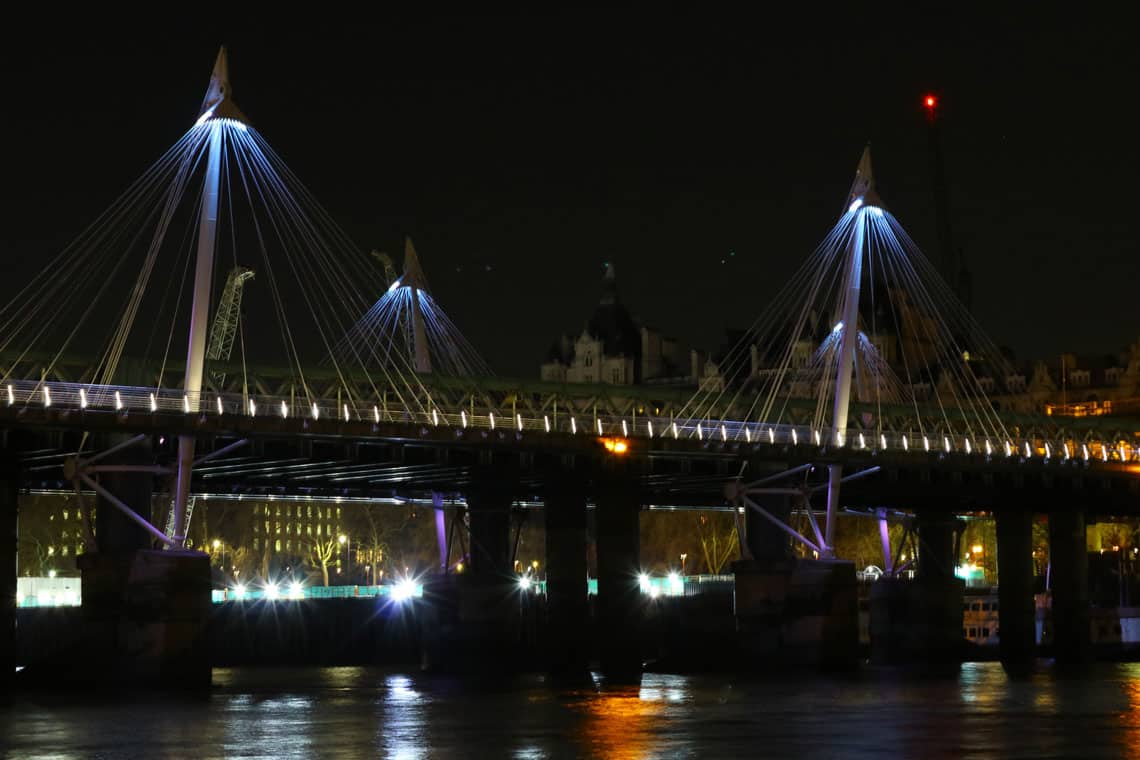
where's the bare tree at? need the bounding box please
[307,535,339,586]
[696,513,739,574]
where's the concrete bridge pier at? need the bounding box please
[0,451,17,698]
[734,494,858,669]
[420,466,521,672]
[870,512,964,667]
[595,460,642,678]
[77,435,212,688]
[997,508,1037,676]
[543,464,589,678]
[1048,509,1090,666]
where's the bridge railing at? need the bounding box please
[2,379,1137,466]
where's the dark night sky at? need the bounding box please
[3,12,1136,377]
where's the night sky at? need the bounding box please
[4,13,1136,377]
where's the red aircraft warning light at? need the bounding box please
[924,95,936,109]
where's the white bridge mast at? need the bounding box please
[823,145,879,556]
[172,48,248,546]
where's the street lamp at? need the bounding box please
[680,552,688,576]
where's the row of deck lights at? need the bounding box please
[10,382,1137,464]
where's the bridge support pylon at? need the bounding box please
[595,459,643,679]
[1048,509,1090,665]
[0,451,17,698]
[869,512,964,669]
[544,464,589,679]
[76,435,211,688]
[420,464,523,673]
[733,494,858,670]
[997,509,1037,676]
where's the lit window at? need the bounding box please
[275,539,281,552]
[63,509,69,521]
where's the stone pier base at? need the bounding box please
[734,557,858,669]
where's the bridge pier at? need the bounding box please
[0,452,17,698]
[421,467,522,672]
[73,435,212,688]
[734,494,858,669]
[997,508,1037,676]
[544,466,589,677]
[869,512,964,668]
[595,461,642,678]
[1048,509,1090,665]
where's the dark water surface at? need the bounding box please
[4,663,1140,758]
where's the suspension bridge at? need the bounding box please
[3,48,1138,684]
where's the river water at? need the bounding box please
[4,663,1140,758]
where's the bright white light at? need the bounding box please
[518,576,532,591]
[374,406,380,423]
[490,412,496,430]
[544,415,551,433]
[697,424,703,441]
[115,391,123,411]
[721,424,727,441]
[343,403,349,422]
[1045,443,1052,459]
[832,321,844,333]
[1024,441,1032,458]
[216,396,223,415]
[79,388,87,409]
[638,573,652,593]
[249,399,257,416]
[792,429,798,445]
[433,409,439,426]
[923,436,930,452]
[1005,441,1012,457]
[392,578,417,603]
[1063,443,1070,460]
[902,435,909,451]
[870,207,884,217]
[148,393,156,412]
[233,584,247,600]
[265,583,280,600]
[813,430,821,446]
[43,386,51,408]
[517,413,523,431]
[943,436,950,453]
[597,418,604,435]
[673,422,679,439]
[183,395,190,413]
[6,385,12,406]
[312,403,319,420]
[965,439,972,455]
[859,433,866,449]
[745,427,751,443]
[461,410,468,428]
[667,572,683,595]
[1082,444,1089,461]
[768,428,774,443]
[1120,445,1128,461]
[849,197,863,213]
[387,278,402,293]
[281,401,288,418]
[194,107,216,127]
[622,420,628,437]
[1101,445,1108,462]
[570,417,577,434]
[288,582,304,599]
[649,586,660,599]
[985,440,993,456]
[648,420,655,438]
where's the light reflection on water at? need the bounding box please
[4,664,1140,758]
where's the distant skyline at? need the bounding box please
[2,13,1136,377]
